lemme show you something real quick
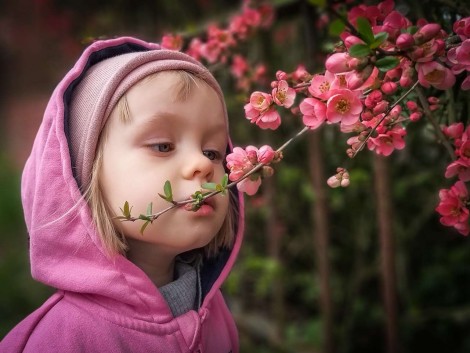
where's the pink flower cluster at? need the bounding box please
[185,0,274,64]
[226,145,277,195]
[244,71,297,130]
[430,123,470,235]
[447,17,470,90]
[436,181,469,236]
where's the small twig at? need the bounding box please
[351,80,420,157]
[415,86,456,160]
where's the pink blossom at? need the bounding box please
[442,123,464,140]
[161,34,183,51]
[245,106,281,130]
[292,64,310,82]
[272,80,296,108]
[300,98,327,129]
[462,75,470,90]
[326,89,363,125]
[436,181,469,235]
[226,145,275,196]
[237,177,262,196]
[308,71,336,100]
[249,91,272,112]
[231,55,248,78]
[417,61,456,90]
[453,17,470,40]
[368,126,406,156]
[445,160,470,182]
[186,38,203,60]
[226,147,253,181]
[457,140,470,162]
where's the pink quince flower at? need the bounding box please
[249,91,272,112]
[442,123,464,140]
[417,61,456,90]
[308,71,337,100]
[226,145,274,196]
[231,54,249,79]
[453,17,470,40]
[161,34,183,51]
[245,104,281,130]
[186,38,204,60]
[325,89,363,126]
[436,181,469,236]
[299,98,327,129]
[226,147,253,181]
[272,80,296,108]
[367,126,406,156]
[445,159,470,182]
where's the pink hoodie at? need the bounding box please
[0,37,244,353]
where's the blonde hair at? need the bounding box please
[84,70,237,258]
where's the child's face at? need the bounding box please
[99,71,230,256]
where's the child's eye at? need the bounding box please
[151,143,175,153]
[203,150,222,161]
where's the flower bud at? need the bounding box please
[396,33,415,50]
[327,175,341,188]
[409,111,422,122]
[381,81,398,95]
[348,57,369,71]
[246,149,258,165]
[373,100,389,114]
[340,178,350,187]
[258,145,275,164]
[406,101,418,111]
[361,110,374,121]
[262,166,274,178]
[344,35,364,49]
[428,96,439,104]
[325,52,352,73]
[414,23,441,44]
[276,70,288,80]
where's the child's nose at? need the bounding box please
[181,152,214,182]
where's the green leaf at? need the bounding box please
[138,214,151,221]
[163,180,173,201]
[370,32,388,49]
[349,44,371,58]
[120,201,132,218]
[329,18,345,37]
[221,174,228,188]
[375,56,400,72]
[201,182,217,190]
[146,202,153,216]
[140,221,150,235]
[356,17,374,44]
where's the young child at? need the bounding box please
[0,36,244,353]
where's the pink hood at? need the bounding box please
[0,37,244,353]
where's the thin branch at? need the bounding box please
[351,80,420,158]
[415,86,456,160]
